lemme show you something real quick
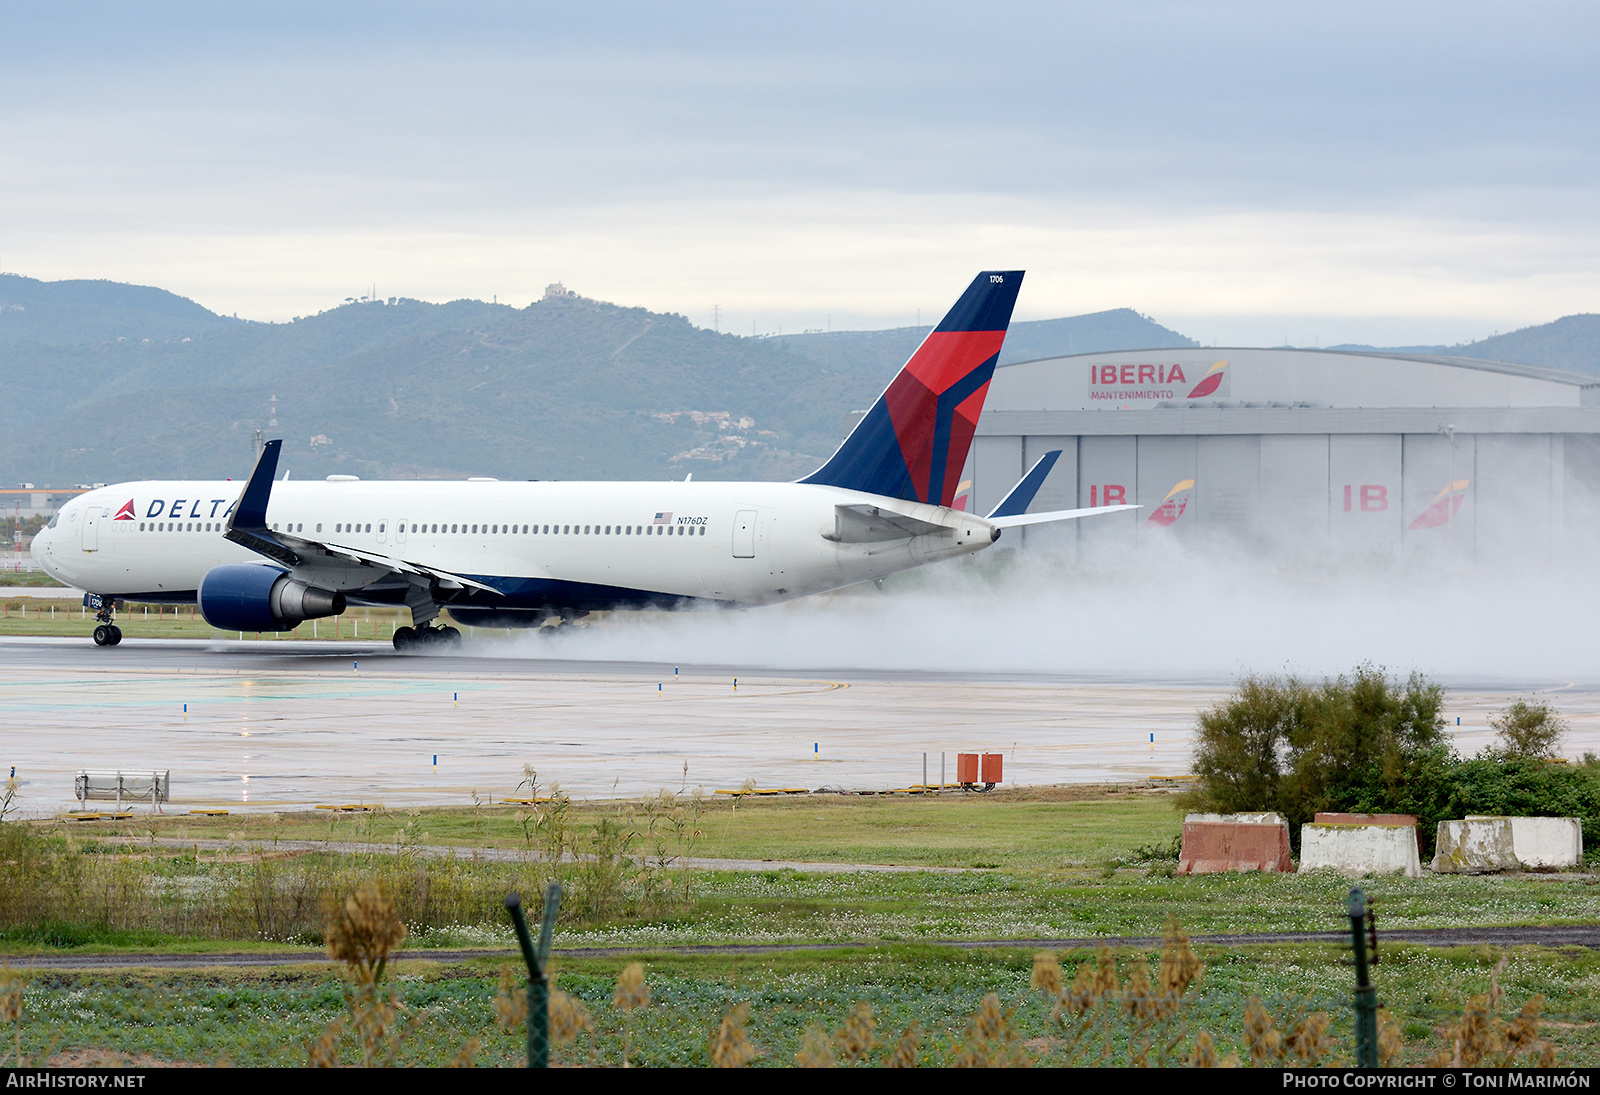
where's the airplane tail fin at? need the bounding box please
[801,271,1023,506]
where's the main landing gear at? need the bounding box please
[90,598,122,647]
[392,624,461,653]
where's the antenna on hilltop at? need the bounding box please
[269,393,278,428]
[712,304,720,333]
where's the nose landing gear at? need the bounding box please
[88,595,123,646]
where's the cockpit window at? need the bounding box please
[47,514,59,528]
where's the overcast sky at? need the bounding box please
[1,1,1595,344]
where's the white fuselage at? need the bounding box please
[32,478,999,610]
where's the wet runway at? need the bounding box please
[3,637,1598,815]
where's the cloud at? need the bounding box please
[2,2,1596,339]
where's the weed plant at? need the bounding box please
[0,784,709,945]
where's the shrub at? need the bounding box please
[1187,671,1600,851]
[1445,756,1600,848]
[1185,665,1449,841]
[1489,699,1568,759]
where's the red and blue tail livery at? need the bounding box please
[802,271,1024,506]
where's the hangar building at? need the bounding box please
[950,348,1600,563]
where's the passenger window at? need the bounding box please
[336,523,341,532]
[699,526,705,536]
[316,523,323,532]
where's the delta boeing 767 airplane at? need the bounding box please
[32,271,1133,651]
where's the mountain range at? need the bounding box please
[0,272,1595,485]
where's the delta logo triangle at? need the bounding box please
[112,499,136,521]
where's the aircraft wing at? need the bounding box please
[222,440,501,595]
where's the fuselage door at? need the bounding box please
[81,507,103,552]
[733,510,757,558]
[395,519,408,546]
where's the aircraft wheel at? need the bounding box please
[93,624,113,647]
[393,625,415,652]
[108,625,123,646]
[440,626,462,649]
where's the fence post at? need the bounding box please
[505,883,563,1067]
[1348,887,1378,1067]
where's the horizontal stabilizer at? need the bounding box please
[988,504,1140,529]
[987,450,1061,520]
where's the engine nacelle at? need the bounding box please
[199,564,347,632]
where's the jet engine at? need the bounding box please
[198,563,347,632]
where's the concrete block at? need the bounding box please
[1314,812,1422,852]
[1314,812,1418,827]
[1299,823,1421,879]
[1464,815,1584,870]
[1436,816,1585,872]
[1178,813,1293,874]
[1433,817,1519,873]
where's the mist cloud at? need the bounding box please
[490,539,1600,685]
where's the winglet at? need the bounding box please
[228,440,281,531]
[986,450,1061,519]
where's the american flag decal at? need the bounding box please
[653,512,672,525]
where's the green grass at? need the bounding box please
[40,792,1600,951]
[0,601,407,640]
[0,570,66,587]
[7,944,1600,1066]
[11,787,1600,1065]
[87,785,1188,870]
